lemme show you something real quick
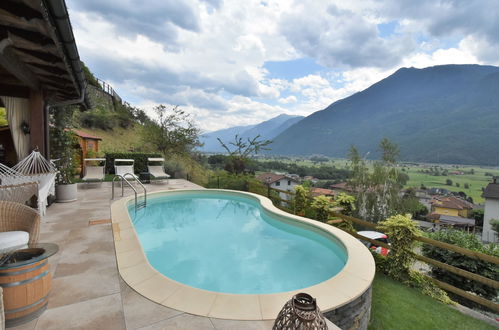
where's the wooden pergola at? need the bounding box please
[0,0,90,160]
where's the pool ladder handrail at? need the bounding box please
[111,173,147,212]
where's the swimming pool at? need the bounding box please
[111,189,375,320]
[129,192,347,294]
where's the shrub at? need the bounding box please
[78,108,116,130]
[422,229,499,309]
[409,270,453,304]
[311,195,332,222]
[294,185,310,216]
[105,152,161,174]
[207,171,248,190]
[166,154,210,186]
[377,214,421,281]
[334,192,356,216]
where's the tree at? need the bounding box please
[470,209,484,227]
[142,105,201,155]
[218,134,272,174]
[446,179,453,186]
[348,138,405,223]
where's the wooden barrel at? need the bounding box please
[0,249,52,327]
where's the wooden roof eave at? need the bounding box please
[0,0,90,107]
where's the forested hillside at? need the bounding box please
[270,64,499,165]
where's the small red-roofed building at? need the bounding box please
[310,188,336,198]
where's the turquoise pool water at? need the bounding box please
[129,192,347,294]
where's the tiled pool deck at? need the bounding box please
[9,180,338,330]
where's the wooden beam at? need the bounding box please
[0,11,50,38]
[38,73,72,86]
[0,37,40,90]
[415,254,499,289]
[0,24,54,47]
[416,236,499,265]
[0,1,43,20]
[429,276,499,313]
[0,83,30,98]
[25,61,66,75]
[331,212,378,229]
[14,47,62,64]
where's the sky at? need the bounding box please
[67,0,499,132]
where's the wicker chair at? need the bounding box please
[0,201,40,246]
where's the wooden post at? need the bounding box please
[28,90,45,156]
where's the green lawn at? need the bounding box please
[369,274,496,330]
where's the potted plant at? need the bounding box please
[50,105,78,202]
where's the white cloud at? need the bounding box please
[278,96,297,104]
[68,0,499,131]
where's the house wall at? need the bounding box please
[271,179,298,201]
[418,197,432,212]
[458,209,471,218]
[483,198,499,243]
[433,207,459,217]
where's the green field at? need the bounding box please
[402,164,499,204]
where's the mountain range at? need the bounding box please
[268,64,499,165]
[199,114,303,153]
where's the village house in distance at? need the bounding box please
[482,177,499,243]
[256,172,299,201]
[428,196,476,231]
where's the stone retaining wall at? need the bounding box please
[323,286,372,330]
[88,85,114,110]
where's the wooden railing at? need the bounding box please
[253,184,499,313]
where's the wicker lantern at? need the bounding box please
[273,293,327,330]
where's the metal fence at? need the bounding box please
[96,78,122,104]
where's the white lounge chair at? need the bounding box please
[147,158,170,183]
[114,158,138,181]
[82,158,106,184]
